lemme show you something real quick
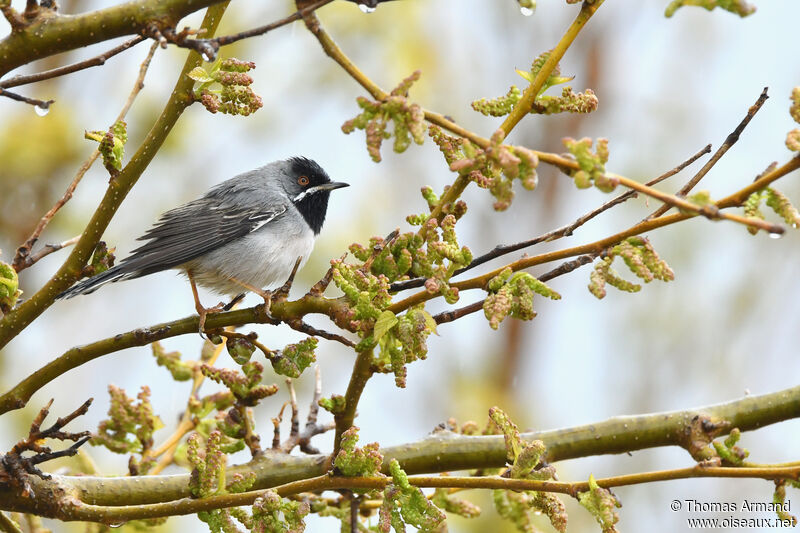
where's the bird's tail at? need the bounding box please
[57,266,133,299]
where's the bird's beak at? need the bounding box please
[317,181,349,192]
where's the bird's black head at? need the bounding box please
[285,157,349,235]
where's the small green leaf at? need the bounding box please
[188,66,214,83]
[421,309,439,335]
[373,310,398,341]
[515,68,534,83]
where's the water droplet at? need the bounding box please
[358,3,376,13]
[769,231,783,239]
[201,51,213,62]
[108,523,125,529]
[520,6,534,16]
[34,104,50,116]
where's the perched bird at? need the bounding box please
[58,157,348,330]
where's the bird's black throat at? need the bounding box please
[294,190,331,235]
[289,157,333,235]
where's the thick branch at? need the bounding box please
[0,295,351,415]
[0,0,223,78]
[2,384,798,518]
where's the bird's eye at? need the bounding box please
[298,175,310,186]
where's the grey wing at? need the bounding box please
[57,177,290,300]
[121,199,289,277]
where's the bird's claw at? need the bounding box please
[196,301,226,338]
[259,290,275,321]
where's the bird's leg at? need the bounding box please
[188,272,225,335]
[227,257,303,320]
[227,276,274,318]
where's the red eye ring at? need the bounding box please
[298,175,310,186]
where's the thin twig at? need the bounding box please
[0,3,25,31]
[14,235,80,270]
[151,0,334,61]
[2,398,93,497]
[273,256,303,301]
[12,42,159,273]
[0,36,146,89]
[332,347,374,458]
[391,144,711,293]
[306,367,323,428]
[433,300,483,325]
[148,333,228,474]
[389,156,800,315]
[614,173,784,234]
[308,253,345,298]
[0,513,23,533]
[432,255,595,325]
[287,379,301,441]
[273,367,335,454]
[0,87,53,108]
[349,494,360,533]
[498,0,605,140]
[287,319,356,347]
[648,87,770,219]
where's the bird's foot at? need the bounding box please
[227,276,277,322]
[258,289,274,320]
[196,301,226,337]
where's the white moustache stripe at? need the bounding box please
[293,185,327,203]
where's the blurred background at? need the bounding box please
[1,0,799,531]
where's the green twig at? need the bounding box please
[332,348,375,457]
[498,0,605,139]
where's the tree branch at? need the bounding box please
[0,0,224,78]
[332,347,374,457]
[157,0,335,61]
[0,87,53,109]
[498,0,605,139]
[2,384,799,518]
[0,37,146,89]
[647,86,770,219]
[433,255,595,325]
[388,156,800,314]
[391,143,712,293]
[0,295,351,415]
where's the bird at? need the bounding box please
[58,157,349,331]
